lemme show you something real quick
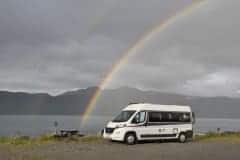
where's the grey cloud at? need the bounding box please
[181,70,240,97]
[1,0,240,98]
[0,0,116,45]
[0,0,191,94]
[0,35,124,93]
[94,0,192,42]
[107,0,240,97]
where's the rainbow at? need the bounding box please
[81,0,206,125]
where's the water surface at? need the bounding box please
[0,115,240,136]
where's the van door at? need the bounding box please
[130,111,149,140]
[139,112,177,140]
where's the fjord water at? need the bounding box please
[0,115,240,136]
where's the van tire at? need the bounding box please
[125,133,136,145]
[178,133,187,143]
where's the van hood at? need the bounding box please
[106,121,127,128]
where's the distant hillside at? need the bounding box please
[0,87,97,115]
[0,87,240,118]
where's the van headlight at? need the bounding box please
[173,128,178,133]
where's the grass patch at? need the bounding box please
[195,132,240,142]
[11,136,31,145]
[0,136,10,143]
[0,134,104,145]
[16,156,45,160]
[2,132,240,145]
[0,134,57,145]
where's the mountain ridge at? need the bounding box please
[0,87,240,118]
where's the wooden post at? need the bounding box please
[54,121,58,135]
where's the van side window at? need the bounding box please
[148,112,162,122]
[132,111,146,124]
[148,112,191,123]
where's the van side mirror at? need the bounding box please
[132,118,137,124]
[132,116,140,124]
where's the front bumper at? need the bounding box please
[103,128,125,141]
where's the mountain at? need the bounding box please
[0,87,240,118]
[0,87,98,115]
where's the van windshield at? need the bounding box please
[112,110,136,122]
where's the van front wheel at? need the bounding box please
[125,133,136,145]
[178,133,187,143]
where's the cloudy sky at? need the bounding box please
[0,0,240,97]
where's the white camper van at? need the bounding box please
[103,103,195,145]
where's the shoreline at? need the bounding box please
[1,116,240,137]
[0,131,240,145]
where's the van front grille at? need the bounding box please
[105,127,115,134]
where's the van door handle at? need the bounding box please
[158,128,165,132]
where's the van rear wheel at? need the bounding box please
[178,133,187,143]
[125,133,136,145]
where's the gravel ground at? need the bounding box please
[0,140,240,160]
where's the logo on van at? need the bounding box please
[158,128,165,132]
